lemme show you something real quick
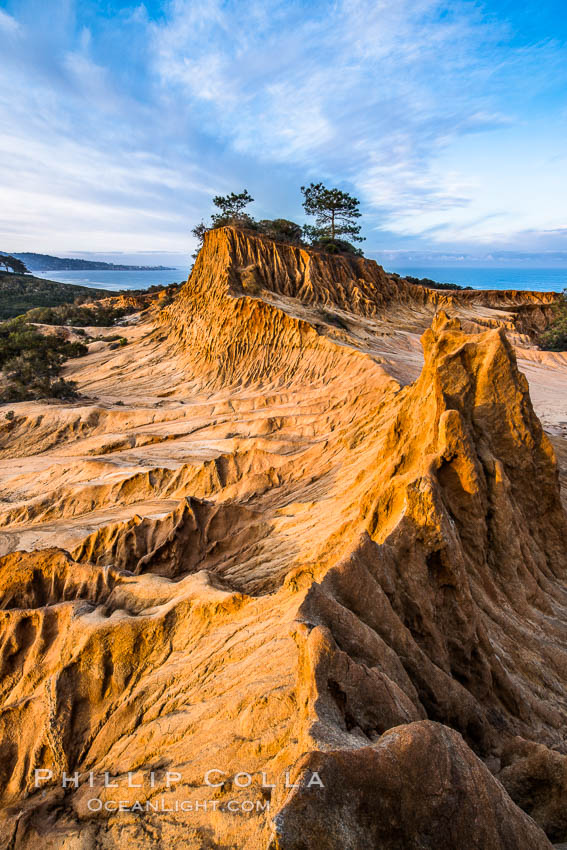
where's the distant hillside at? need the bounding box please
[0,272,112,320]
[3,252,175,272]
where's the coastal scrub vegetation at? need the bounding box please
[23,302,135,327]
[0,272,180,321]
[0,277,182,401]
[538,291,567,351]
[0,318,87,401]
[0,272,110,320]
[390,273,471,292]
[0,274,183,402]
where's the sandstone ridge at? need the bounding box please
[0,230,565,848]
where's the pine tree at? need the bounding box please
[301,183,364,244]
[211,190,254,226]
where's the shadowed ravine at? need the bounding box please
[0,228,566,849]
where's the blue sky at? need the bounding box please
[0,0,566,264]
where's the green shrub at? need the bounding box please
[404,275,471,291]
[25,302,133,327]
[0,318,87,401]
[310,237,363,256]
[538,292,567,351]
[0,272,110,320]
[258,219,304,245]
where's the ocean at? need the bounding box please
[388,266,567,293]
[34,268,188,291]
[34,266,567,294]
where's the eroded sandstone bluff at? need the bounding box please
[0,228,566,849]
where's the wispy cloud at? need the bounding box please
[149,0,567,248]
[0,0,566,254]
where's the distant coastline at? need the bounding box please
[5,252,176,272]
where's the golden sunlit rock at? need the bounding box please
[0,228,566,848]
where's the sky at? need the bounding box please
[0,0,566,265]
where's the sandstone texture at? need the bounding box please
[0,227,566,849]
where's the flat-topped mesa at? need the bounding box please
[180,225,420,314]
[163,226,398,391]
[179,226,559,316]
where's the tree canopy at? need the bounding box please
[190,184,366,260]
[300,182,364,244]
[191,190,255,258]
[0,254,28,274]
[211,190,254,225]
